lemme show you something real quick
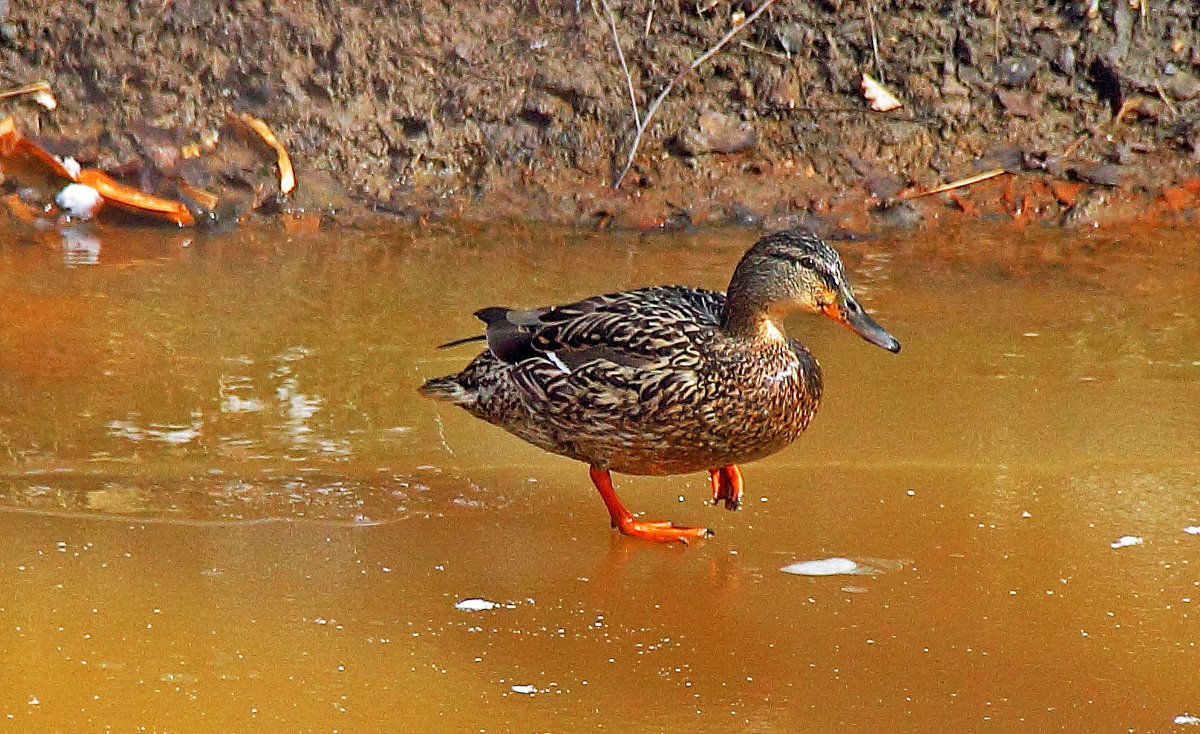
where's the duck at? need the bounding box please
[419,228,900,543]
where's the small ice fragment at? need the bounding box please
[56,183,103,219]
[1184,526,1200,535]
[455,598,499,612]
[1110,536,1143,549]
[28,697,39,705]
[781,557,859,576]
[1022,511,1032,518]
[510,684,537,695]
[60,156,82,179]
[1175,714,1200,725]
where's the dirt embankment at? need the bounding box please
[2,1,1199,231]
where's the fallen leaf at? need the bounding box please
[76,169,196,226]
[232,113,296,195]
[0,116,76,180]
[861,73,902,112]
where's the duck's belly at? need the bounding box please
[509,360,821,476]
[599,394,818,475]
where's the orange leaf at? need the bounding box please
[76,169,196,226]
[234,113,295,195]
[0,116,75,180]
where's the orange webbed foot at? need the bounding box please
[589,466,712,544]
[612,516,714,544]
[709,464,744,511]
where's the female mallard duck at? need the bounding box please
[420,228,900,543]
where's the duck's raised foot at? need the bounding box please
[709,464,744,511]
[613,517,714,544]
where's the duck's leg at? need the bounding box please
[709,464,744,511]
[589,466,713,543]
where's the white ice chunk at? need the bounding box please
[1175,714,1200,725]
[60,156,82,179]
[1110,535,1143,549]
[781,557,859,576]
[510,684,537,695]
[1184,527,1200,535]
[55,183,102,219]
[454,598,499,612]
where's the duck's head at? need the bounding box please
[722,228,901,353]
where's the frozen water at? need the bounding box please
[56,183,102,219]
[455,598,499,612]
[781,558,860,576]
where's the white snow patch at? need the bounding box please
[781,557,859,576]
[60,156,82,179]
[510,684,537,695]
[1110,535,1143,549]
[454,598,500,612]
[55,183,103,219]
[1175,714,1200,726]
[1184,526,1200,535]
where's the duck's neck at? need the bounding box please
[721,281,785,342]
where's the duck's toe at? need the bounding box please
[614,517,714,544]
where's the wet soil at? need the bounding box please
[4,1,1200,230]
[1,222,1199,730]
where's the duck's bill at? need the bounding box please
[821,297,901,353]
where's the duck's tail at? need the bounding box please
[418,375,476,407]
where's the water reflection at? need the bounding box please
[60,226,101,266]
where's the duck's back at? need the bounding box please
[420,285,822,475]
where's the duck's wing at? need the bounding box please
[479,285,724,372]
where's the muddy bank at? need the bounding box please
[3,1,1200,231]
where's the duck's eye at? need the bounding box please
[799,256,816,269]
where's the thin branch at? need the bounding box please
[902,168,1007,200]
[599,0,640,129]
[866,0,883,81]
[739,40,788,62]
[613,0,777,189]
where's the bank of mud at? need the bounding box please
[3,1,1200,233]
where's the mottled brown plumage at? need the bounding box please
[420,228,900,542]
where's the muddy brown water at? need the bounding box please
[0,223,1198,731]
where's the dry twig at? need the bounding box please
[739,40,788,62]
[902,168,1007,200]
[0,81,56,110]
[599,0,640,129]
[613,0,777,188]
[866,0,883,81]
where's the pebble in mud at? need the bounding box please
[996,56,1038,87]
